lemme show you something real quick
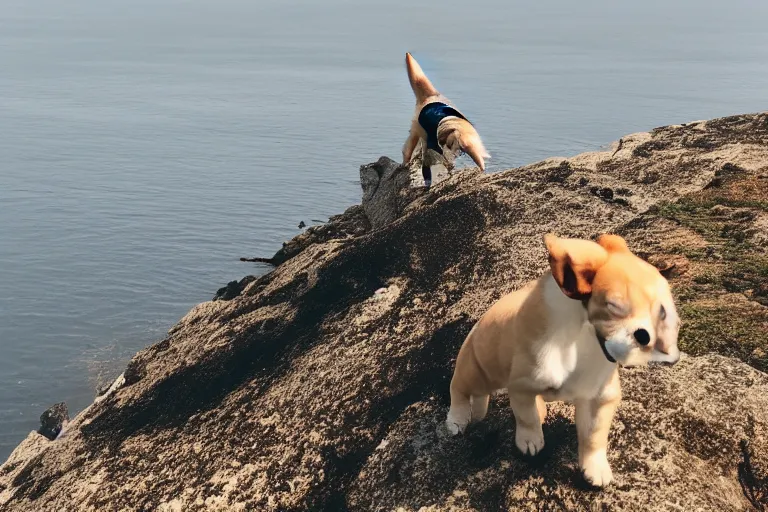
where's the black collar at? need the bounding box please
[596,333,617,364]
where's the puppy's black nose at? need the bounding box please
[634,328,651,346]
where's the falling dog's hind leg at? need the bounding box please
[421,163,432,188]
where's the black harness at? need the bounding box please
[417,102,469,187]
[418,102,467,154]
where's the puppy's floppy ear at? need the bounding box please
[544,234,609,300]
[597,234,630,253]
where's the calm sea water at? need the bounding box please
[1,0,767,460]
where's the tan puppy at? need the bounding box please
[446,233,681,487]
[402,53,490,187]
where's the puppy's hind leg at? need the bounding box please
[446,381,472,435]
[447,330,489,435]
[471,394,490,422]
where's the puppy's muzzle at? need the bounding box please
[649,347,680,366]
[597,333,680,366]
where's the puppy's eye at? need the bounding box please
[606,300,629,317]
[659,305,667,321]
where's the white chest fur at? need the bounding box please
[533,279,617,402]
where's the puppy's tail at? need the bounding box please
[405,53,439,103]
[440,118,491,172]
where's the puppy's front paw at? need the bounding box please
[515,425,545,456]
[581,452,613,487]
[444,420,464,436]
[444,409,470,436]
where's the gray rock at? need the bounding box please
[38,403,68,441]
[212,276,256,301]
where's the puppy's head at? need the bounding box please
[544,233,681,367]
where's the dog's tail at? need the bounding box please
[440,118,491,172]
[405,53,439,103]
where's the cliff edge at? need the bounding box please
[1,114,767,511]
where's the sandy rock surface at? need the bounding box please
[2,113,767,511]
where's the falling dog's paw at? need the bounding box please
[515,425,545,456]
[582,452,613,488]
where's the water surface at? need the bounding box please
[2,0,767,459]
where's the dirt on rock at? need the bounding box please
[1,113,767,511]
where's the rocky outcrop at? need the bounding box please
[1,113,767,511]
[243,154,440,265]
[360,157,415,229]
[251,203,371,267]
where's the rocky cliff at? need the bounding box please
[1,113,767,511]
